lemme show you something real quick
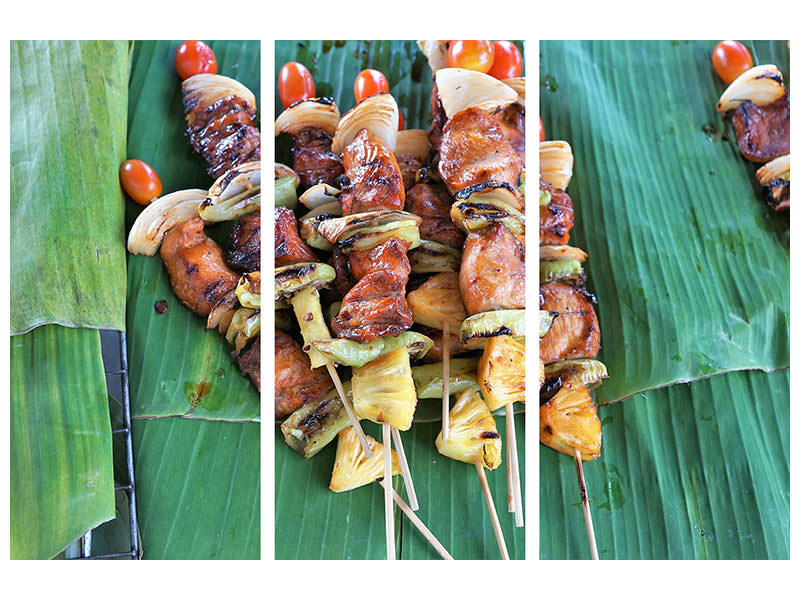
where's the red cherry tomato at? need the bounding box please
[278,62,315,108]
[398,111,405,131]
[539,117,545,142]
[174,40,217,80]
[120,159,162,206]
[354,69,389,103]
[487,41,523,79]
[711,41,753,84]
[447,40,495,73]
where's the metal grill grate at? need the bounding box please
[71,330,141,560]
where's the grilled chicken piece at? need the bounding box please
[405,182,465,249]
[160,217,240,318]
[342,128,405,215]
[275,328,333,418]
[539,282,600,364]
[732,95,790,163]
[459,223,525,315]
[347,237,412,282]
[438,107,523,195]
[275,206,317,267]
[397,153,423,191]
[236,336,261,391]
[496,103,525,163]
[184,96,260,180]
[327,247,356,300]
[290,127,344,188]
[540,180,574,246]
[428,82,447,149]
[226,212,261,273]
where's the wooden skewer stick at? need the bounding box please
[506,403,523,527]
[475,462,509,560]
[326,363,372,458]
[391,427,419,511]
[383,423,395,560]
[506,406,514,513]
[574,448,599,560]
[379,480,453,560]
[441,322,450,440]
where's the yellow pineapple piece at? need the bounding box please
[477,335,525,410]
[540,383,601,461]
[352,346,418,431]
[407,272,467,333]
[436,388,502,470]
[329,427,401,493]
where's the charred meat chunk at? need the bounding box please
[540,180,574,246]
[341,128,405,214]
[496,102,525,163]
[428,82,447,150]
[459,223,525,315]
[275,329,333,418]
[236,336,261,391]
[290,127,344,188]
[732,95,790,163]
[397,153,423,191]
[405,183,465,249]
[275,206,317,267]
[539,282,600,364]
[226,212,261,273]
[160,218,240,318]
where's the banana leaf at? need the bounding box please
[125,40,260,421]
[276,417,525,559]
[274,40,526,559]
[540,40,789,405]
[10,326,115,559]
[10,40,129,334]
[540,369,789,559]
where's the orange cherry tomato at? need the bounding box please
[278,62,315,108]
[447,40,495,73]
[354,69,389,103]
[487,41,523,79]
[120,159,162,206]
[174,40,217,80]
[398,111,405,131]
[539,117,545,142]
[712,40,753,84]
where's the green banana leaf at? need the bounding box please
[539,40,790,560]
[274,40,526,559]
[132,417,260,559]
[541,369,789,559]
[10,40,129,334]
[126,40,260,421]
[276,417,525,559]
[10,326,115,559]
[540,40,789,405]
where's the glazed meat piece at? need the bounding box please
[397,153,423,191]
[496,103,525,163]
[275,329,333,418]
[732,95,790,163]
[275,206,317,267]
[405,183,465,249]
[332,270,414,343]
[160,217,240,318]
[341,128,405,215]
[290,127,344,188]
[439,107,523,195]
[539,282,600,363]
[236,336,261,391]
[184,96,261,179]
[540,180,574,246]
[226,212,261,273]
[347,237,412,282]
[328,247,356,300]
[460,223,525,315]
[428,83,447,149]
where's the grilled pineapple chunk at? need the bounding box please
[540,383,601,461]
[436,388,502,470]
[352,347,418,430]
[281,382,358,459]
[329,427,401,492]
[477,335,525,410]
[407,272,467,333]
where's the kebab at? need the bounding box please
[539,138,608,560]
[127,70,261,390]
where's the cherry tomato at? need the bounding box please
[487,41,523,79]
[174,40,217,80]
[354,69,389,103]
[278,62,315,108]
[398,111,405,131]
[120,159,162,206]
[447,40,495,73]
[539,117,545,142]
[712,40,753,84]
